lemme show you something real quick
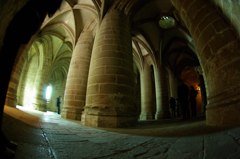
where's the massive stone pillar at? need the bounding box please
[5,45,27,107]
[81,9,137,128]
[155,65,170,119]
[171,0,240,126]
[61,31,94,120]
[140,62,154,120]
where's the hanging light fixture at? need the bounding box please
[158,15,176,29]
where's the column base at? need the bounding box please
[33,97,47,112]
[139,113,153,120]
[81,111,138,128]
[155,110,171,120]
[35,103,47,112]
[61,107,83,120]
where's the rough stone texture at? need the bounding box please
[82,9,137,128]
[62,31,94,120]
[3,108,240,159]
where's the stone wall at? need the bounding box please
[212,0,240,36]
[171,0,240,126]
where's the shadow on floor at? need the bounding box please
[101,116,228,137]
[3,107,230,138]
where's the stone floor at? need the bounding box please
[2,106,240,159]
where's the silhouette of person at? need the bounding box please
[169,97,176,118]
[177,81,190,120]
[56,96,61,114]
[0,0,62,158]
[175,98,181,117]
[190,86,198,118]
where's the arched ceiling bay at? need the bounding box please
[28,34,72,82]
[41,0,97,44]
[131,0,177,53]
[130,0,198,79]
[46,35,72,82]
[39,0,201,82]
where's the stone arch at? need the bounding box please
[1,0,64,112]
[132,34,159,120]
[16,30,72,111]
[17,42,41,109]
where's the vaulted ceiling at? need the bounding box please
[29,0,239,84]
[39,0,197,81]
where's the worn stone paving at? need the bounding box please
[3,107,240,159]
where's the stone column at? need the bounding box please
[61,31,94,120]
[140,62,153,120]
[5,74,18,107]
[171,0,240,126]
[5,45,27,107]
[33,64,49,112]
[82,9,137,128]
[16,61,29,105]
[5,81,17,107]
[168,69,178,98]
[155,65,170,119]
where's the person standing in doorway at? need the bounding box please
[175,98,181,117]
[169,97,176,118]
[56,96,61,114]
[177,81,190,120]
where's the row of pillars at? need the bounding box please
[5,0,240,128]
[61,9,170,128]
[6,42,53,112]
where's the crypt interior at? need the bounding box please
[1,0,240,158]
[1,0,240,142]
